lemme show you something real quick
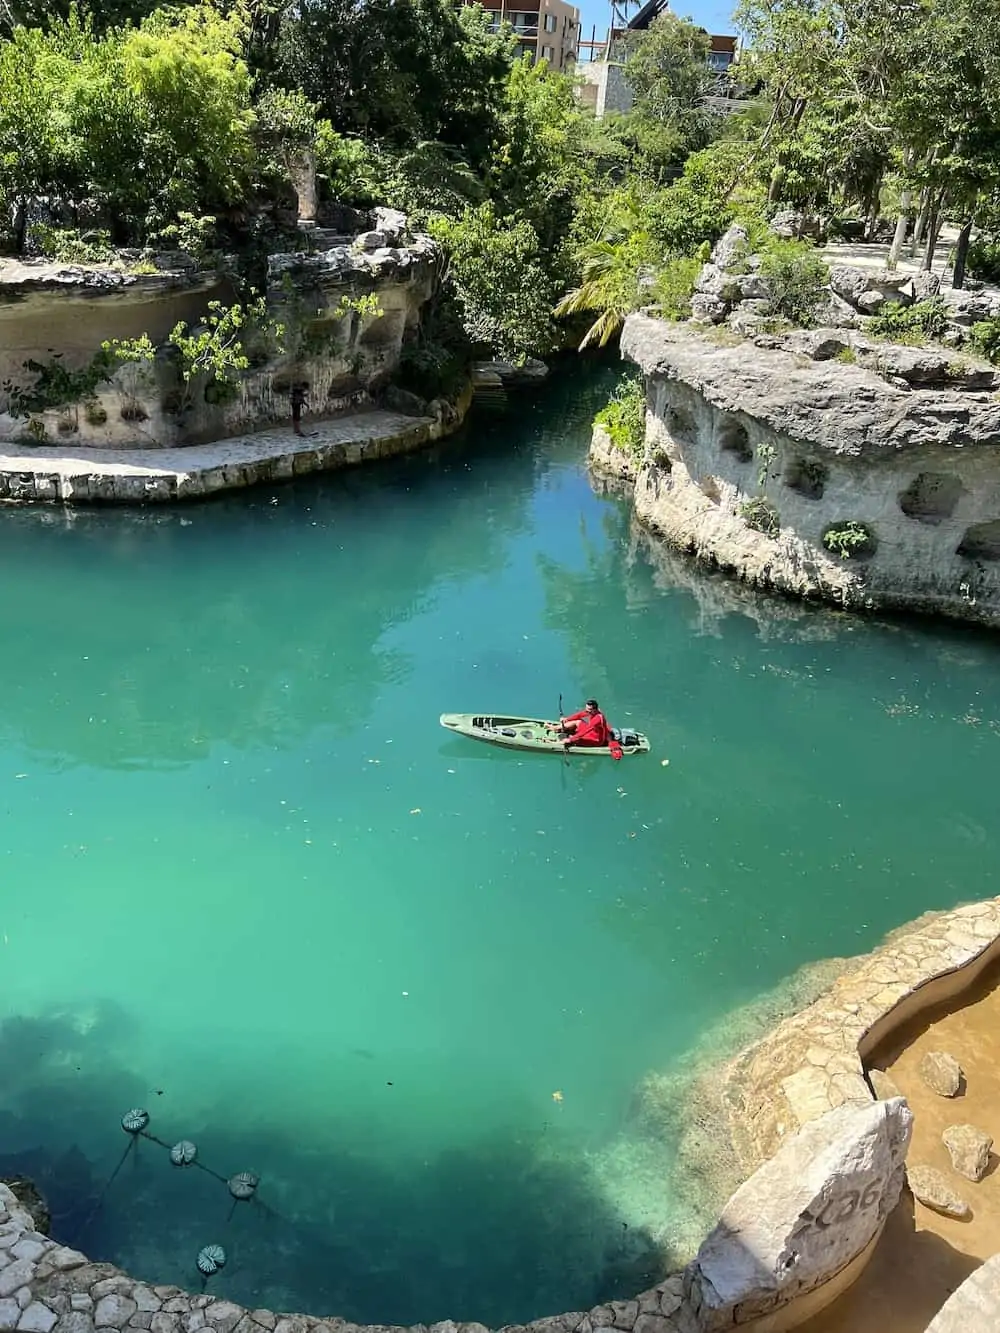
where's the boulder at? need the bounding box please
[851,342,986,388]
[734,272,769,301]
[473,358,548,387]
[786,329,850,361]
[769,209,806,239]
[829,265,912,311]
[938,289,1000,326]
[695,263,741,303]
[918,1050,964,1097]
[727,301,772,336]
[924,1252,1000,1332]
[710,224,749,271]
[354,229,388,252]
[382,385,428,418]
[810,293,859,329]
[373,207,409,245]
[686,1098,912,1332]
[690,293,729,325]
[868,1069,903,1101]
[907,271,942,301]
[942,1124,993,1182]
[907,1164,972,1219]
[829,265,870,307]
[857,289,888,313]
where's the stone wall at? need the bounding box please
[0,212,438,451]
[7,900,1000,1333]
[599,315,1000,626]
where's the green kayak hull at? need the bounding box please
[439,713,650,756]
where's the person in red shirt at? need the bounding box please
[555,699,610,748]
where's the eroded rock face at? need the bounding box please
[686,1098,912,1332]
[606,315,1000,627]
[942,1124,993,1181]
[0,219,440,451]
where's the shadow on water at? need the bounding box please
[0,1009,664,1326]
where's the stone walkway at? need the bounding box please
[0,411,443,504]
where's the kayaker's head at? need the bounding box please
[585,698,600,714]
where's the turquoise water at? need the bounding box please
[2,365,1000,1323]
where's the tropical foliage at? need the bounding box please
[2,0,999,367]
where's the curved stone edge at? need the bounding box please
[5,898,1000,1333]
[924,1251,1000,1330]
[722,896,1000,1172]
[0,394,471,506]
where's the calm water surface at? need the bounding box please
[1,365,999,1322]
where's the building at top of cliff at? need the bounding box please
[462,0,580,71]
[576,0,742,119]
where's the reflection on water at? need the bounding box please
[2,360,1000,1324]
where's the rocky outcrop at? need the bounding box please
[598,314,1000,626]
[687,1099,911,1331]
[0,217,441,451]
[687,222,998,345]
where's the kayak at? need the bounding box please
[439,713,650,757]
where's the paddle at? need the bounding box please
[557,692,571,766]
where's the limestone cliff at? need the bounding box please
[0,209,440,449]
[593,314,1000,626]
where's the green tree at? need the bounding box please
[429,203,557,360]
[0,4,255,245]
[623,12,721,166]
[277,0,515,166]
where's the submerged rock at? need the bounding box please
[907,1164,972,1218]
[942,1124,993,1182]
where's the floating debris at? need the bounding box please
[170,1140,198,1167]
[121,1108,149,1135]
[551,1090,564,1103]
[197,1245,226,1276]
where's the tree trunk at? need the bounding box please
[864,175,882,240]
[886,148,916,269]
[920,196,943,271]
[952,217,974,289]
[911,187,932,252]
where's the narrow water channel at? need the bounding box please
[1,363,999,1325]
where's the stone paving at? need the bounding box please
[723,898,1000,1173]
[5,899,1000,1333]
[0,410,449,504]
